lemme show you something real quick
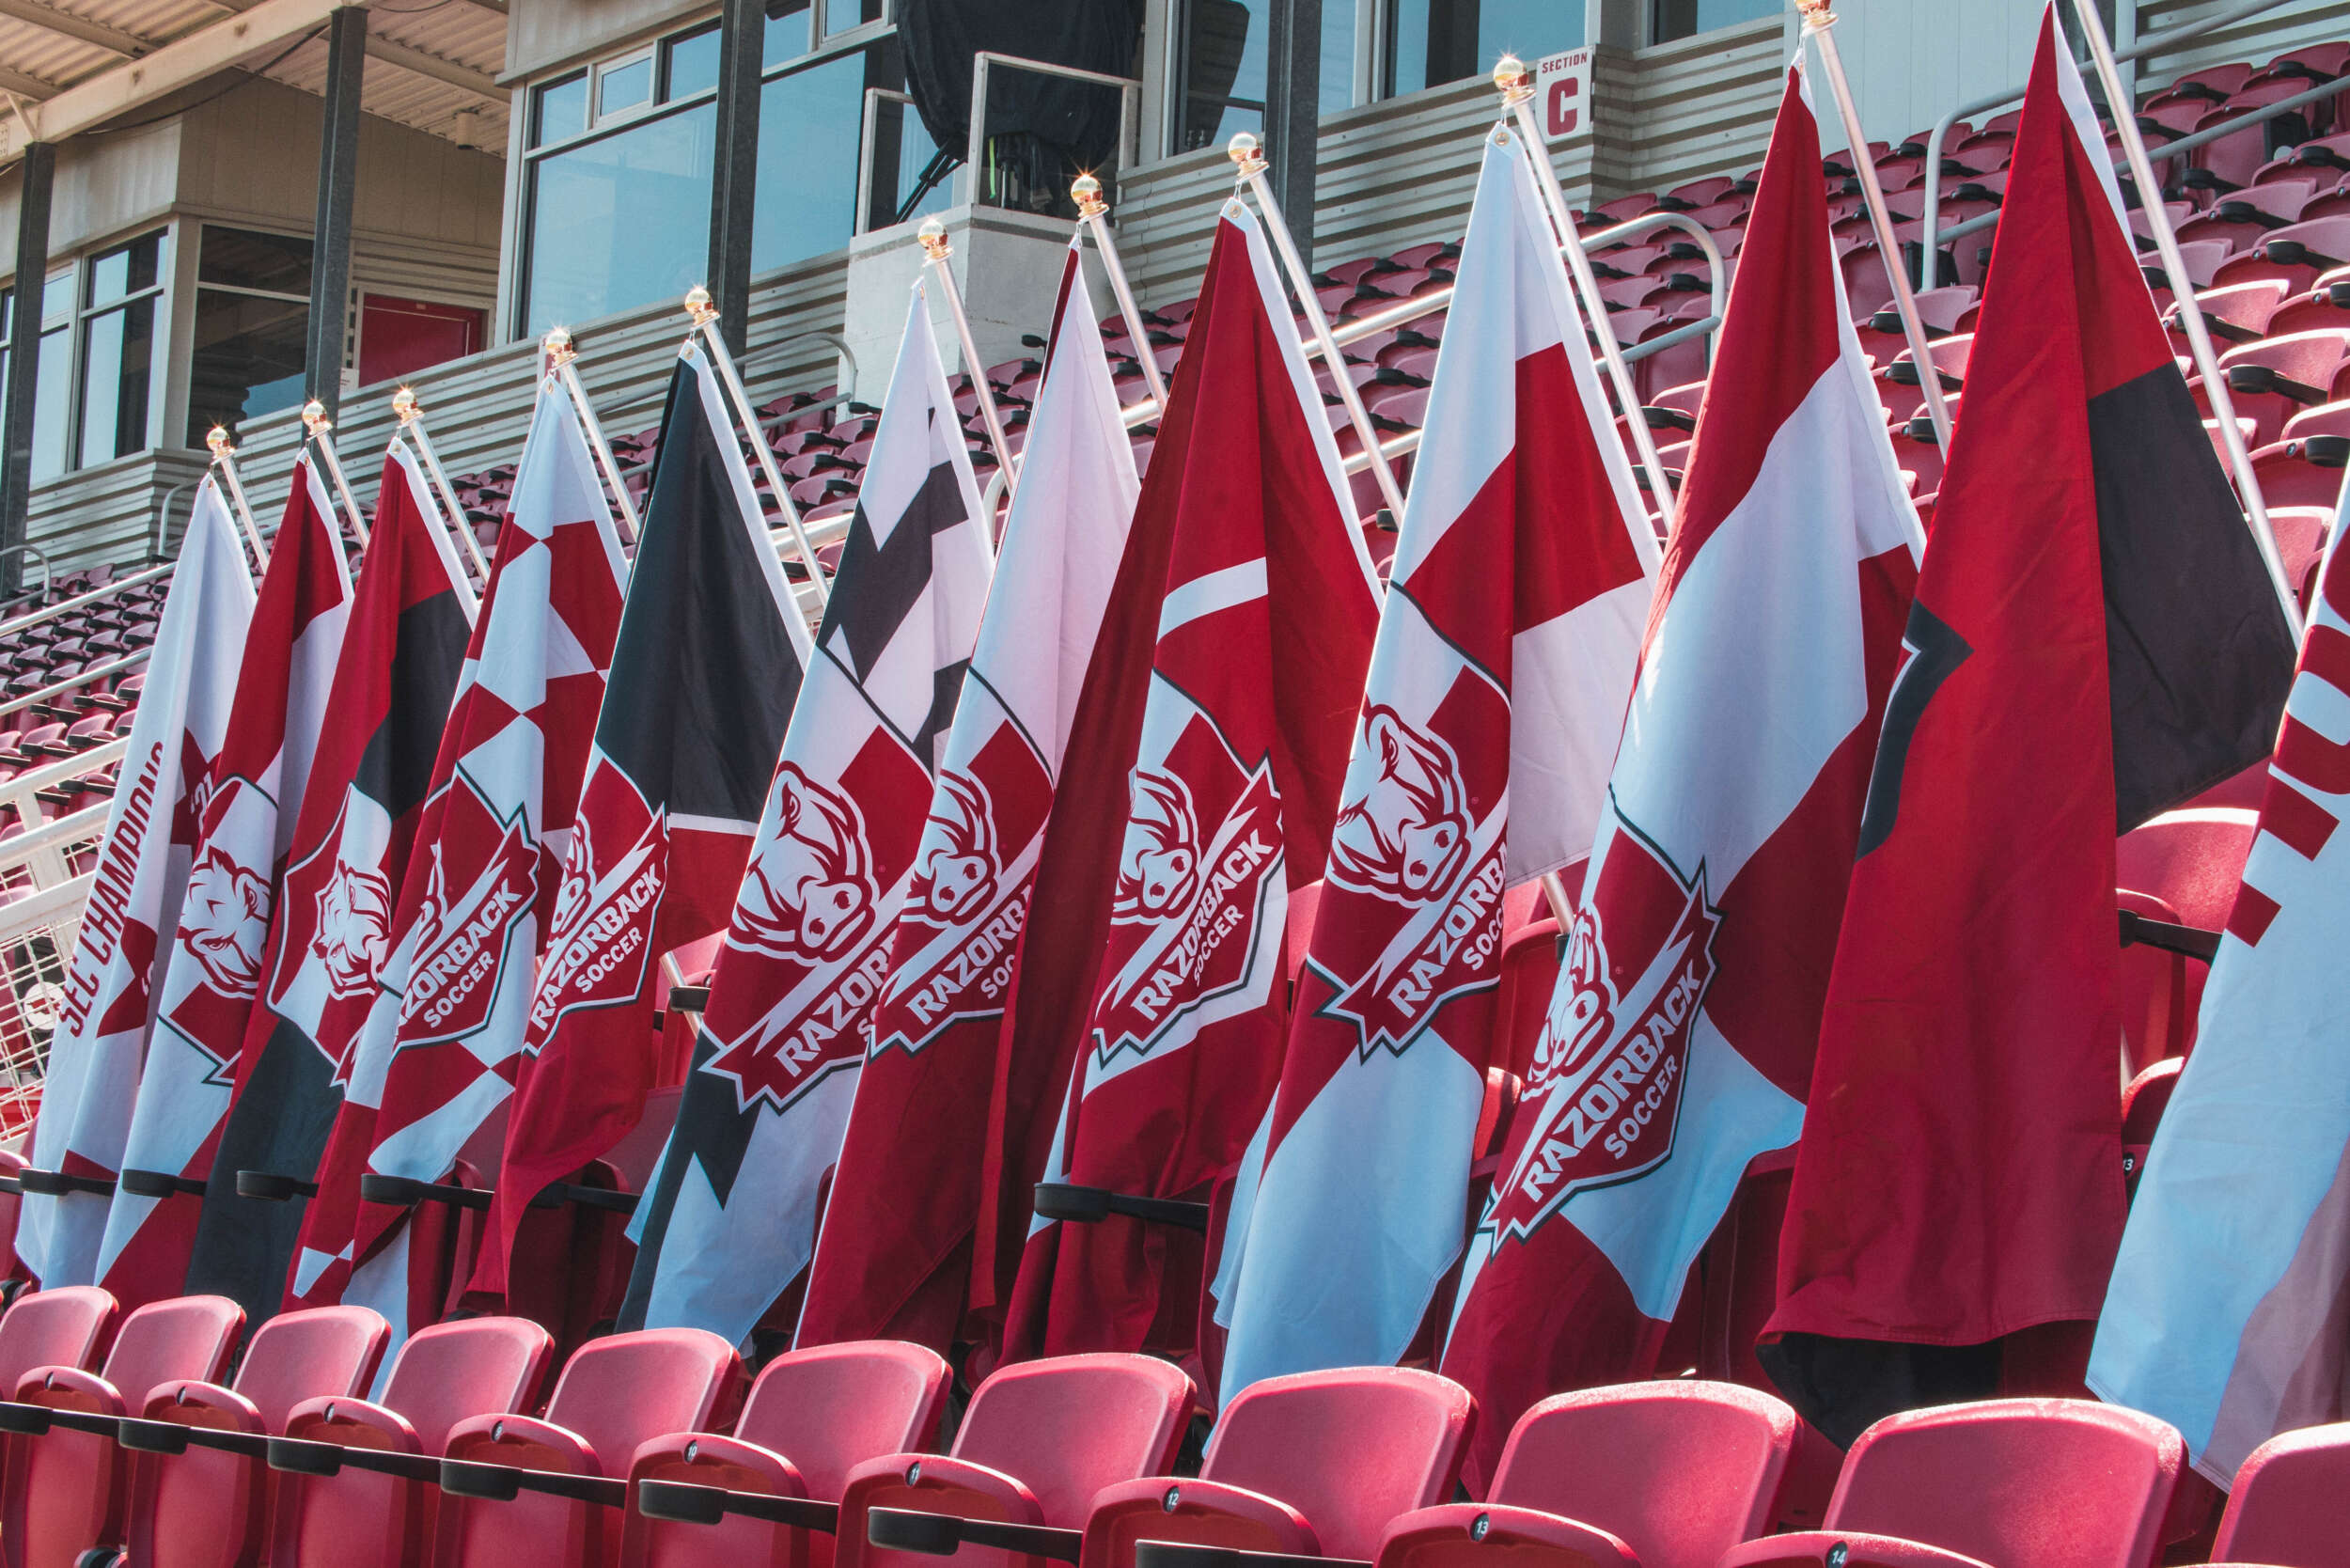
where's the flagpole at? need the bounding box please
[1227,133,1411,523]
[2067,0,2303,637]
[1073,174,1170,412]
[1489,62,1682,514]
[916,217,1022,502]
[302,400,372,549]
[204,425,271,575]
[392,387,496,590]
[683,287,832,610]
[544,329,644,547]
[1789,8,1955,450]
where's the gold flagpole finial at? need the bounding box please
[391,386,421,426]
[1072,173,1107,219]
[1227,132,1265,178]
[1493,54,1535,105]
[917,216,952,261]
[205,425,234,463]
[301,400,333,439]
[542,326,576,368]
[1796,0,1838,31]
[683,285,718,326]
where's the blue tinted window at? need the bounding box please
[1653,0,1780,41]
[1322,2,1355,113]
[599,55,654,118]
[753,53,865,270]
[666,26,721,98]
[1388,0,1581,95]
[525,102,717,334]
[533,73,588,147]
[763,0,814,68]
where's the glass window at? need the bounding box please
[32,324,69,484]
[666,25,721,99]
[197,227,312,294]
[1181,0,1266,152]
[599,55,655,118]
[764,0,814,68]
[525,102,717,335]
[1322,2,1356,114]
[76,233,164,469]
[533,73,589,148]
[189,227,317,447]
[826,0,882,36]
[1653,0,1779,41]
[1387,0,1580,96]
[754,53,867,269]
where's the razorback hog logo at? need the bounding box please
[1114,769,1200,921]
[312,858,394,1000]
[735,763,877,963]
[1328,707,1471,904]
[910,770,1000,925]
[397,782,538,1045]
[177,844,272,996]
[1487,822,1720,1246]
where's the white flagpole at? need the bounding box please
[2067,0,2302,637]
[544,329,644,547]
[1489,60,1682,512]
[916,217,1022,502]
[1074,174,1171,413]
[204,425,271,575]
[302,400,371,549]
[684,287,832,609]
[1227,133,1411,522]
[391,387,496,590]
[1794,6,1955,449]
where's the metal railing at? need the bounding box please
[1919,0,2297,290]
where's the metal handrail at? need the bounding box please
[0,651,149,718]
[0,802,108,873]
[1919,0,2295,289]
[1930,70,2350,274]
[0,545,51,604]
[0,563,167,643]
[964,53,1141,212]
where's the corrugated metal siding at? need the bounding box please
[25,448,206,572]
[2136,0,2350,86]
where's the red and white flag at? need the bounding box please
[292,373,627,1336]
[796,245,1140,1352]
[93,459,352,1309]
[1214,126,1659,1400]
[998,199,1382,1359]
[1440,66,1923,1483]
[21,478,257,1285]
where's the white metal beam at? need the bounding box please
[0,0,144,57]
[0,67,60,102]
[0,0,346,157]
[364,35,497,100]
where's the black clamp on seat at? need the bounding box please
[2262,240,2349,273]
[2118,907,2221,963]
[0,1401,119,1437]
[236,1171,319,1201]
[17,1169,118,1198]
[634,1479,841,1531]
[266,1434,443,1482]
[118,1168,210,1200]
[1034,1183,1211,1232]
[667,984,711,1012]
[526,1182,639,1215]
[867,1507,1081,1562]
[438,1456,627,1508]
[2305,434,2350,469]
[2226,363,2330,406]
[1640,405,1696,433]
[115,1417,270,1458]
[1136,1544,1371,1568]
[360,1173,493,1213]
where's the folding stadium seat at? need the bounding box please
[0,1294,243,1568]
[2119,806,2258,934]
[2180,180,2320,248]
[1887,417,1945,496]
[1371,1382,1794,1568]
[1389,242,1456,273]
[2209,330,2350,445]
[2173,280,2295,352]
[1682,198,1750,232]
[2248,434,2349,506]
[87,1305,388,1568]
[1715,1400,2183,1568]
[832,1354,1192,1568]
[1660,177,1737,211]
[2213,218,2350,292]
[621,1341,950,1568]
[0,1289,115,1410]
[2203,1419,2350,1567]
[1591,245,1663,279]
[1592,195,1659,225]
[2116,1057,2185,1201]
[262,1316,554,1568]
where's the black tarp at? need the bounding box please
[898,0,1143,185]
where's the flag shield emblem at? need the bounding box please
[396,773,540,1048]
[525,769,667,1044]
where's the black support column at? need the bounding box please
[305,6,367,419]
[707,0,766,356]
[1263,0,1323,274]
[0,141,55,597]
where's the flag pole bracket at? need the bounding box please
[15,1168,116,1198]
[869,1507,1081,1562]
[118,1168,209,1200]
[234,1170,319,1203]
[1033,1182,1210,1232]
[358,1172,493,1213]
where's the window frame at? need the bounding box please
[73,228,168,471]
[184,221,316,450]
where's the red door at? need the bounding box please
[358,294,486,385]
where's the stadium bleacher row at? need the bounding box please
[0,37,2339,1565]
[0,1277,2330,1568]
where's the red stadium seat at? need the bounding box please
[2214,218,2350,292]
[266,1316,556,1568]
[0,1288,113,1400]
[836,1354,1193,1568]
[2118,808,2259,933]
[2116,891,2205,1072]
[2212,330,2350,444]
[2209,1419,2350,1567]
[107,1305,389,1568]
[2248,439,2350,505]
[1072,1368,1471,1568]
[1374,1381,1794,1568]
[433,1328,741,1568]
[2120,1057,2184,1200]
[620,1339,952,1568]
[1715,1400,2184,1568]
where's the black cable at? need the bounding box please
[90,24,332,137]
